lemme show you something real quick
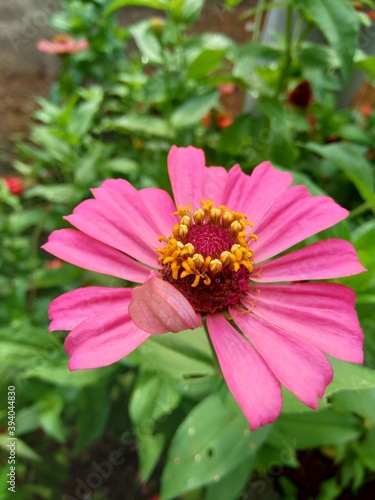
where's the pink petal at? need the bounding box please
[129,277,201,334]
[253,186,348,262]
[233,313,333,408]
[167,146,227,208]
[42,229,150,282]
[49,286,133,331]
[222,162,293,226]
[65,310,150,370]
[65,185,161,267]
[242,283,363,363]
[252,239,366,282]
[207,314,282,431]
[139,187,178,236]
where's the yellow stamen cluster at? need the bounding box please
[156,200,257,287]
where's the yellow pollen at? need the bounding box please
[209,259,223,273]
[222,211,235,227]
[230,220,243,237]
[178,224,189,240]
[210,208,222,225]
[193,208,206,225]
[192,253,205,269]
[180,215,191,228]
[156,199,257,287]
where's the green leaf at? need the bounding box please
[269,408,363,448]
[31,127,72,163]
[105,0,170,15]
[101,157,139,175]
[282,359,375,414]
[331,388,375,424]
[171,91,219,128]
[204,459,254,500]
[304,142,375,208]
[138,433,165,482]
[73,382,111,454]
[129,20,163,64]
[295,0,360,81]
[68,86,103,140]
[130,371,181,429]
[105,115,174,139]
[160,393,270,500]
[25,184,81,205]
[187,49,227,80]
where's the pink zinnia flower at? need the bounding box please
[37,35,89,55]
[42,146,365,430]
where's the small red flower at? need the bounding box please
[216,112,233,129]
[37,35,88,55]
[288,80,313,108]
[367,11,375,20]
[360,104,373,117]
[3,176,24,196]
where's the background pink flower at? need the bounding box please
[37,35,89,55]
[43,146,365,430]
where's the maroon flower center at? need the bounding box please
[156,200,257,313]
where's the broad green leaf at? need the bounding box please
[129,371,181,428]
[73,383,111,454]
[105,115,174,139]
[171,91,219,128]
[331,388,375,424]
[138,433,165,482]
[25,184,81,205]
[105,0,170,15]
[270,409,363,448]
[160,393,270,500]
[130,20,163,64]
[295,0,360,81]
[101,157,139,175]
[68,86,103,140]
[304,142,375,208]
[204,459,254,500]
[282,359,375,413]
[31,127,72,163]
[187,49,226,80]
[22,359,117,387]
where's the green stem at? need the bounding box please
[202,317,221,373]
[252,0,267,44]
[274,4,294,100]
[348,201,372,219]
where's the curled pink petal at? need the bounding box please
[207,314,282,431]
[233,312,333,408]
[65,310,150,370]
[252,239,366,282]
[242,283,363,363]
[254,185,348,261]
[49,287,133,332]
[42,228,151,282]
[129,277,202,334]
